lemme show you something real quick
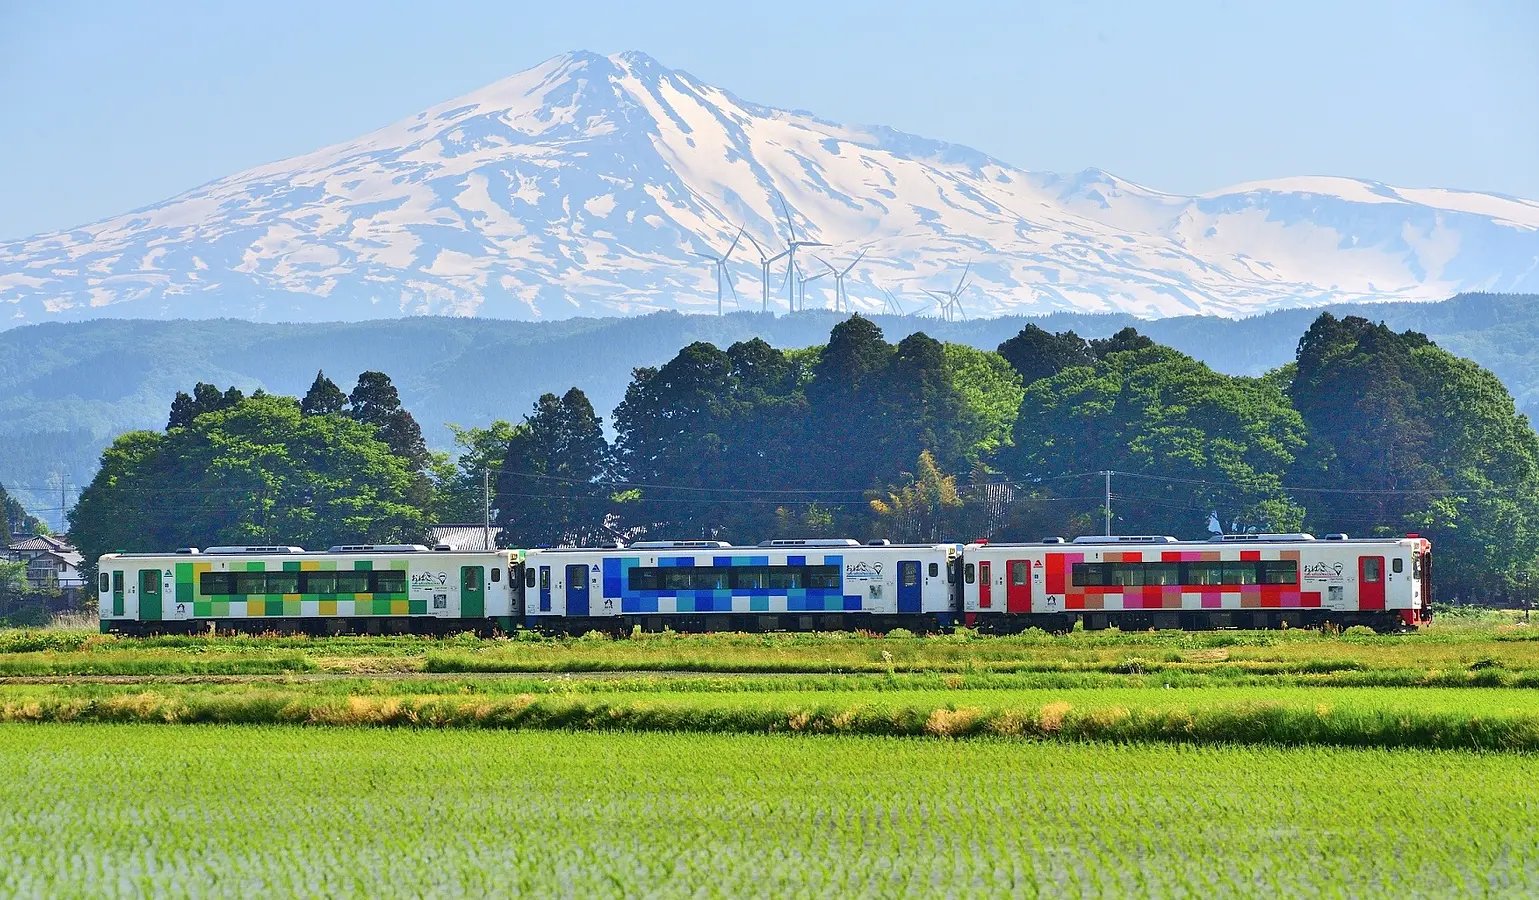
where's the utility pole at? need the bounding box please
[482,467,491,550]
[1103,470,1112,536]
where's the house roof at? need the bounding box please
[426,524,503,552]
[6,534,75,554]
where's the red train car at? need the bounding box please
[959,533,1431,631]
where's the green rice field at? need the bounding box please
[3,619,1537,896]
[1,724,1535,898]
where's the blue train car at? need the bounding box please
[521,539,958,633]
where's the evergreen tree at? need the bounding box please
[347,371,403,427]
[347,371,428,468]
[997,325,1094,385]
[1089,326,1157,359]
[300,370,347,416]
[494,389,611,547]
[167,382,244,429]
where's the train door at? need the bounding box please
[511,564,527,618]
[566,564,590,616]
[111,570,126,617]
[978,561,993,609]
[139,569,163,622]
[897,561,921,614]
[1006,559,1031,613]
[539,566,552,613]
[461,566,485,618]
[1359,556,1385,611]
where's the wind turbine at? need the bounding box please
[796,262,828,311]
[744,233,789,314]
[880,287,906,316]
[774,191,826,311]
[815,248,866,314]
[694,225,745,316]
[925,262,973,322]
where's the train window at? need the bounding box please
[234,572,268,595]
[1363,558,1382,583]
[1144,563,1180,586]
[663,568,693,590]
[928,563,939,578]
[901,562,920,588]
[1260,561,1298,585]
[526,568,537,589]
[464,568,483,591]
[266,572,299,595]
[337,572,370,594]
[732,567,771,590]
[768,568,804,589]
[1109,565,1144,587]
[112,571,124,593]
[375,571,406,594]
[1010,562,1027,586]
[807,566,840,589]
[1070,563,1105,587]
[694,568,730,591]
[491,568,501,583]
[1221,563,1259,585]
[539,568,550,590]
[99,573,110,593]
[302,572,337,594]
[1183,563,1221,586]
[964,563,976,584]
[1391,558,1403,574]
[628,568,663,591]
[1413,554,1424,578]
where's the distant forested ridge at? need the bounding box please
[8,291,1538,528]
[69,311,1539,603]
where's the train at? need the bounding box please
[97,531,1432,634]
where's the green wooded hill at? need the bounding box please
[4,292,1537,528]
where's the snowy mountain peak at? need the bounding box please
[2,50,1537,325]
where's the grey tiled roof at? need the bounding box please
[426,524,503,551]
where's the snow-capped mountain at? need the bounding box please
[3,50,1538,324]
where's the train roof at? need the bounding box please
[965,533,1428,548]
[525,540,958,553]
[100,544,517,559]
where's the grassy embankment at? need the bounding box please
[1,613,1538,749]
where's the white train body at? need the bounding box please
[96,545,521,633]
[959,533,1432,629]
[521,540,958,627]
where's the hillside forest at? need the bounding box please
[60,312,1539,604]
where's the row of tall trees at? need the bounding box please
[67,314,1539,602]
[70,372,433,571]
[481,316,1539,601]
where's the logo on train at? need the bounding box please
[1302,561,1345,581]
[411,571,449,589]
[845,561,884,581]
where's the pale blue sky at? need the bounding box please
[1,0,1534,240]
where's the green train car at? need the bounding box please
[97,544,523,634]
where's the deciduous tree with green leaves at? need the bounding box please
[70,394,430,577]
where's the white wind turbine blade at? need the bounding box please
[776,190,797,242]
[953,261,972,294]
